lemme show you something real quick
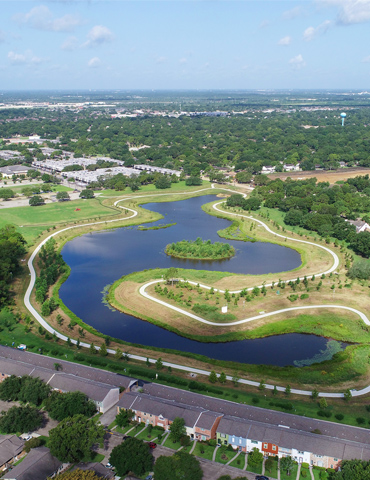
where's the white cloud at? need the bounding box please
[88,56,101,68]
[82,25,114,48]
[317,0,370,25]
[155,56,167,64]
[8,51,26,65]
[179,57,187,64]
[303,20,332,41]
[278,36,292,46]
[283,6,304,20]
[8,50,46,66]
[259,20,270,29]
[289,54,306,69]
[362,55,370,62]
[61,36,78,51]
[13,5,83,32]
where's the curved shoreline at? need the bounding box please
[23,185,370,397]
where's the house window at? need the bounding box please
[334,458,338,461]
[150,414,152,417]
[263,444,268,449]
[239,439,242,444]
[251,440,258,445]
[224,440,227,445]
[220,434,226,438]
[298,451,304,454]
[272,446,276,451]
[232,438,235,443]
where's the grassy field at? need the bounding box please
[0,198,122,244]
[246,461,263,474]
[193,442,216,461]
[229,452,246,469]
[215,446,236,464]
[280,462,298,480]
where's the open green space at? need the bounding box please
[193,442,216,461]
[264,456,279,479]
[280,462,298,480]
[0,198,121,244]
[136,426,164,441]
[163,436,182,450]
[215,446,236,464]
[229,452,246,469]
[246,461,263,474]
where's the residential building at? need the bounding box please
[0,165,31,178]
[0,436,24,470]
[3,447,62,480]
[347,219,370,233]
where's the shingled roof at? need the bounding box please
[0,436,24,467]
[3,447,61,480]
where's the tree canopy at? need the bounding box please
[49,414,105,463]
[154,451,203,480]
[0,405,43,434]
[109,437,153,477]
[44,391,96,421]
[169,417,186,443]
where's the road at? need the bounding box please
[22,186,370,398]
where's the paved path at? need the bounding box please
[22,186,370,398]
[226,450,240,466]
[296,463,302,480]
[212,445,219,462]
[190,439,197,454]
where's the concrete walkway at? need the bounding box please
[134,425,147,437]
[277,457,281,480]
[22,186,370,398]
[309,465,315,480]
[262,457,266,475]
[226,450,240,466]
[212,445,220,462]
[296,463,302,480]
[189,439,197,454]
[161,432,170,446]
[243,452,248,470]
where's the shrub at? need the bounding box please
[335,413,344,421]
[317,410,332,418]
[356,417,366,424]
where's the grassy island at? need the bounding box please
[165,237,235,260]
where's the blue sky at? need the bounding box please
[1,0,370,90]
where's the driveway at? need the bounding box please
[152,445,256,480]
[99,406,117,427]
[94,432,124,465]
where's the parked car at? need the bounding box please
[147,442,157,449]
[145,476,153,480]
[255,476,269,480]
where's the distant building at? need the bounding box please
[283,164,300,172]
[261,166,276,173]
[347,219,370,233]
[0,165,31,178]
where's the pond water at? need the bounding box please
[59,195,346,366]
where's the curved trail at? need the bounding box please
[140,278,370,327]
[23,186,369,398]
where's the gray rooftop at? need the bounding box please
[0,435,24,467]
[3,447,61,480]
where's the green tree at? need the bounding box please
[99,342,108,356]
[344,389,352,401]
[79,189,94,199]
[24,437,42,452]
[0,188,14,200]
[247,447,263,467]
[285,384,291,396]
[0,405,43,433]
[164,267,178,286]
[330,459,370,479]
[109,437,153,477]
[169,417,186,443]
[49,414,104,463]
[154,451,203,480]
[265,456,274,473]
[116,408,134,428]
[155,175,172,189]
[209,370,218,383]
[29,195,44,206]
[44,391,96,421]
[56,191,70,201]
[156,357,164,370]
[280,456,296,476]
[319,397,328,409]
[89,343,97,354]
[219,372,227,384]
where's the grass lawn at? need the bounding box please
[136,426,164,441]
[246,462,263,474]
[264,457,279,479]
[215,446,237,464]
[50,185,74,192]
[164,436,182,450]
[193,442,216,461]
[0,198,121,244]
[280,462,298,480]
[229,452,246,469]
[312,467,328,480]
[112,423,136,435]
[300,467,310,479]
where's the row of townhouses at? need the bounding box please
[0,345,369,470]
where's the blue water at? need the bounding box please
[59,195,345,366]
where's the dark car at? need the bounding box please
[147,442,157,449]
[255,476,269,480]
